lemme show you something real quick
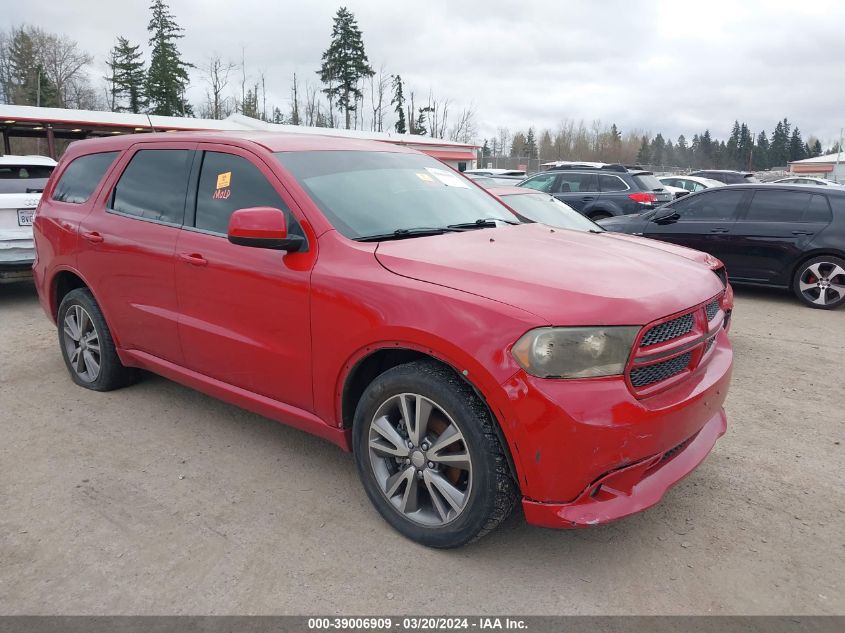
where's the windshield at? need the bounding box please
[275,150,515,239]
[502,193,602,232]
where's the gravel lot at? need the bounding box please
[1,281,843,615]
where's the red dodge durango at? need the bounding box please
[33,132,733,547]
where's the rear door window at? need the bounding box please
[557,172,598,193]
[193,151,301,236]
[745,190,812,223]
[599,174,628,192]
[52,152,118,203]
[110,149,192,225]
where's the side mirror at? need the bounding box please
[652,210,680,225]
[227,207,305,252]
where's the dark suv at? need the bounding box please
[688,170,759,185]
[516,163,673,221]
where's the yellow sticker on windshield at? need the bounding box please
[216,171,232,189]
[416,172,434,182]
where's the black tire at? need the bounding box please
[352,360,516,548]
[589,211,612,221]
[792,255,845,310]
[57,288,136,391]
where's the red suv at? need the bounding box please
[33,132,733,548]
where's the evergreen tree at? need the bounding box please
[318,7,374,129]
[6,28,59,106]
[698,130,714,167]
[769,118,791,167]
[106,36,147,113]
[664,139,675,166]
[737,123,752,170]
[146,0,191,116]
[650,133,665,165]
[726,121,741,168]
[524,127,537,159]
[812,139,822,157]
[413,107,428,136]
[272,107,285,124]
[390,74,406,134]
[481,139,491,158]
[676,135,689,166]
[636,135,650,164]
[788,126,806,162]
[754,130,770,170]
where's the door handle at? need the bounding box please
[179,253,208,266]
[791,230,814,236]
[81,231,104,244]
[709,228,730,233]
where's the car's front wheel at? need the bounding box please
[352,360,516,548]
[792,256,845,309]
[57,288,136,390]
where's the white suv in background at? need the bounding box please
[0,155,57,280]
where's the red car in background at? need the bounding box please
[33,132,733,547]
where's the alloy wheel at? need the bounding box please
[367,393,472,527]
[798,261,845,306]
[62,304,101,383]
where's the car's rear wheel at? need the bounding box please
[352,360,516,548]
[792,256,845,309]
[58,288,136,390]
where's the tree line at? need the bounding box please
[485,118,837,171]
[0,1,838,168]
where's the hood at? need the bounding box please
[601,232,720,268]
[374,224,723,326]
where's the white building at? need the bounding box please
[788,151,845,182]
[0,105,479,171]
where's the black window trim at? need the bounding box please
[105,148,196,229]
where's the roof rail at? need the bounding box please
[544,161,627,173]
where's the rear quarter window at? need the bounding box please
[631,174,663,191]
[52,152,118,203]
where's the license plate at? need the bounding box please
[17,209,34,226]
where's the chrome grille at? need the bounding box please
[640,313,694,347]
[705,300,720,322]
[630,352,692,388]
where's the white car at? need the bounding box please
[658,175,724,197]
[0,155,57,280]
[770,176,845,187]
[463,168,526,186]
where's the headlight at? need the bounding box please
[511,326,640,379]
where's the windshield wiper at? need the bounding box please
[355,227,461,242]
[447,218,519,230]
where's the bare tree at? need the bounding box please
[369,63,389,132]
[200,53,235,119]
[448,105,477,144]
[425,90,450,139]
[289,72,301,125]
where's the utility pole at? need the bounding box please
[835,127,843,183]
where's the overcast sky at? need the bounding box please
[8,0,845,144]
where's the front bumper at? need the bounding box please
[500,329,732,527]
[522,408,726,528]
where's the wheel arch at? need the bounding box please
[788,248,845,287]
[339,344,522,492]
